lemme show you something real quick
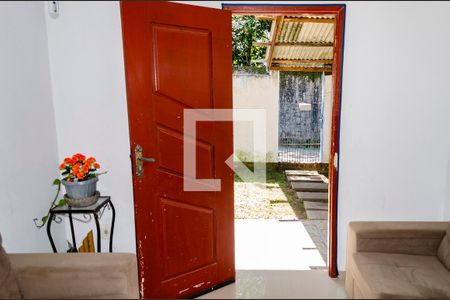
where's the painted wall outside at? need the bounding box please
[0,2,66,252]
[321,75,333,163]
[233,71,330,164]
[279,72,322,142]
[233,71,279,162]
[39,1,450,271]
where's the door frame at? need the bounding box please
[223,3,346,278]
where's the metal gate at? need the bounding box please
[278,137,320,163]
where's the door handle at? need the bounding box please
[135,144,156,177]
[139,157,156,163]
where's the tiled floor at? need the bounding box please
[235,219,327,270]
[198,270,347,299]
[198,219,343,299]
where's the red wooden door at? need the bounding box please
[121,2,234,298]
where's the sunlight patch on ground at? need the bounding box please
[235,219,326,270]
[234,181,305,219]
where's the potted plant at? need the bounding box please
[33,154,105,228]
[59,153,102,206]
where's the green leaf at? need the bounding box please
[41,215,48,223]
[61,171,69,175]
[53,178,61,185]
[57,199,68,207]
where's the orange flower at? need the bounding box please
[82,164,90,173]
[72,163,81,174]
[77,172,85,180]
[59,163,66,170]
[87,157,96,164]
[76,153,86,161]
[93,163,100,169]
[63,157,71,163]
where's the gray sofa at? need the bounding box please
[0,235,139,299]
[345,221,450,299]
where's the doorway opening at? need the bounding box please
[224,4,345,278]
[122,2,345,297]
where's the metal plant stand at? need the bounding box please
[46,196,115,253]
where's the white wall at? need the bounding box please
[44,2,135,253]
[0,2,65,252]
[233,72,279,162]
[41,1,450,270]
[445,157,450,219]
[338,2,450,269]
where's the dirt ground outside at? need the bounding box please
[234,166,306,219]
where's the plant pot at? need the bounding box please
[62,177,98,200]
[64,191,100,207]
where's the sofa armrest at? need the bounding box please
[347,221,447,256]
[9,253,139,299]
[345,221,448,298]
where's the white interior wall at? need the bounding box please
[233,72,279,162]
[40,1,450,271]
[44,2,135,253]
[338,1,450,269]
[445,157,450,219]
[0,2,65,252]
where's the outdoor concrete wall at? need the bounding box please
[279,72,322,142]
[0,2,66,253]
[233,72,279,162]
[321,75,333,163]
[39,1,450,272]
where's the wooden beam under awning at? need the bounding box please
[253,59,333,64]
[255,16,275,21]
[267,16,284,68]
[256,16,335,24]
[270,66,332,73]
[272,59,333,64]
[284,17,335,23]
[254,41,334,47]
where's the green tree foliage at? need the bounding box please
[232,16,272,72]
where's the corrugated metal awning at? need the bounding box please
[253,15,335,73]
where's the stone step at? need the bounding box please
[296,192,328,202]
[291,181,328,192]
[285,170,319,176]
[304,201,328,211]
[306,209,328,220]
[287,175,324,183]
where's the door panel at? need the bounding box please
[121,2,234,298]
[153,24,213,108]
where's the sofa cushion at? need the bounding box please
[0,235,21,299]
[352,252,450,299]
[437,224,450,270]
